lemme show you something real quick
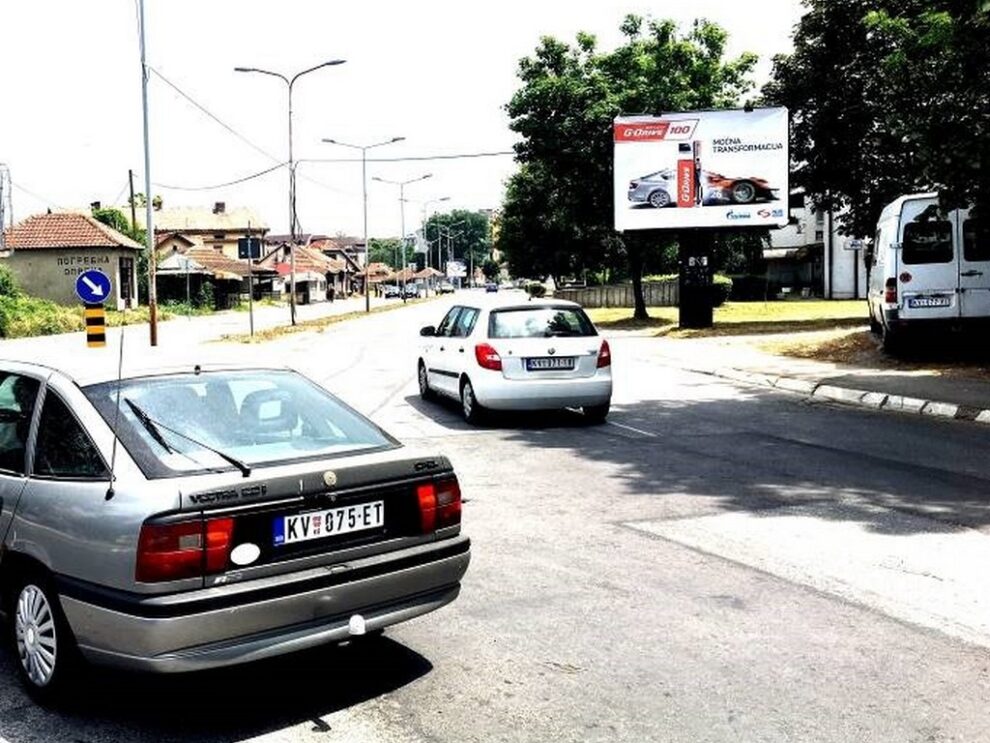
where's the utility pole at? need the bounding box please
[137,0,157,345]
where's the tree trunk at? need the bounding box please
[628,241,648,320]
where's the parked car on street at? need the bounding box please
[868,192,987,351]
[417,299,612,424]
[485,282,498,293]
[438,281,455,294]
[383,284,401,299]
[404,284,420,299]
[0,362,469,702]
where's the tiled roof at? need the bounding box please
[138,206,268,233]
[2,212,143,250]
[183,247,254,278]
[258,244,344,275]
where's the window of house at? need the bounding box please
[0,372,40,475]
[33,390,108,479]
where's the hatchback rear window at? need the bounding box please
[902,220,953,264]
[489,307,597,338]
[83,370,395,479]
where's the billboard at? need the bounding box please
[446,260,467,278]
[613,107,789,231]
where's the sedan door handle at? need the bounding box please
[961,270,983,277]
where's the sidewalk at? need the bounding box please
[624,332,990,424]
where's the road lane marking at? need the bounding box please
[607,420,658,438]
[627,503,990,648]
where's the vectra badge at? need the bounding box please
[323,471,338,488]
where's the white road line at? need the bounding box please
[607,420,658,438]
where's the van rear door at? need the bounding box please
[897,199,958,321]
[957,211,990,318]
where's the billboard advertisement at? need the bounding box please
[613,107,789,231]
[446,260,467,278]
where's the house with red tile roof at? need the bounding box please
[1,212,143,309]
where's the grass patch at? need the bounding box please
[0,295,83,338]
[220,295,440,344]
[588,300,868,337]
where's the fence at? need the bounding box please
[553,281,678,308]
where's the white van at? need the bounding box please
[868,193,987,351]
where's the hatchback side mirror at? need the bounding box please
[420,325,436,337]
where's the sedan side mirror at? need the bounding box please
[420,325,436,337]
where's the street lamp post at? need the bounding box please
[234,59,345,325]
[322,137,405,312]
[373,174,431,303]
[438,220,466,286]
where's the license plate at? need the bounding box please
[273,501,384,546]
[907,296,951,308]
[526,357,575,371]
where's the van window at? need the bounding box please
[963,219,988,262]
[902,220,952,265]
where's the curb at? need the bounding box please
[676,363,990,425]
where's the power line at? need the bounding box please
[10,180,63,211]
[301,150,515,164]
[152,161,288,192]
[148,66,283,164]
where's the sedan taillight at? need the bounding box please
[136,516,234,583]
[416,476,462,533]
[597,339,612,368]
[475,343,503,371]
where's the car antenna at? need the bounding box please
[105,321,127,501]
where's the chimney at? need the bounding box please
[213,201,226,214]
[90,201,101,211]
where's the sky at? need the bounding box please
[0,0,805,239]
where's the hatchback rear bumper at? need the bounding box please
[58,536,470,673]
[472,372,612,411]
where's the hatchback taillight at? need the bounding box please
[416,476,462,533]
[597,339,612,368]
[884,278,897,304]
[475,343,503,371]
[136,516,234,583]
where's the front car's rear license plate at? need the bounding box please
[907,296,951,308]
[274,501,384,546]
[526,357,575,371]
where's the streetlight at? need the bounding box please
[422,197,450,293]
[322,137,405,312]
[234,59,346,325]
[438,219,466,285]
[372,174,432,303]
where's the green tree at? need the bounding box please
[91,206,151,303]
[423,209,492,270]
[367,238,412,269]
[482,258,500,281]
[763,1,989,237]
[501,16,756,318]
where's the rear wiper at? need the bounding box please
[124,398,252,478]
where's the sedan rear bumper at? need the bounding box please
[59,536,470,673]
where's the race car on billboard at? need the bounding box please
[703,172,777,204]
[627,169,675,208]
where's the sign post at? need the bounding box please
[238,231,262,337]
[75,270,112,348]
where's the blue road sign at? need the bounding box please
[75,270,112,305]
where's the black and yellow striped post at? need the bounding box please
[84,303,107,348]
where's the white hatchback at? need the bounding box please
[417,298,612,423]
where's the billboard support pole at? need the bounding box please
[678,228,714,329]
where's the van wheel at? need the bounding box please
[869,311,882,336]
[881,323,903,355]
[7,571,80,705]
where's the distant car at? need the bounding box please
[627,169,675,208]
[404,284,420,299]
[383,284,401,299]
[417,298,612,424]
[0,361,469,702]
[704,172,777,204]
[438,281,455,295]
[485,282,498,293]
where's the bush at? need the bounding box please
[0,295,84,338]
[526,282,547,298]
[712,274,733,307]
[0,264,21,298]
[727,274,773,301]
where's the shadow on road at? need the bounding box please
[0,635,431,742]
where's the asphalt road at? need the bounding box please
[2,292,990,743]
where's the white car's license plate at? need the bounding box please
[273,501,384,546]
[907,296,951,308]
[526,357,575,371]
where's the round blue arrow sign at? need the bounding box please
[75,270,112,305]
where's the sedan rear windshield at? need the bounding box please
[84,370,395,479]
[489,307,597,338]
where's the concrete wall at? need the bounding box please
[554,281,678,308]
[3,247,140,309]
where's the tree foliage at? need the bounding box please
[499,16,757,317]
[367,238,411,269]
[764,0,989,236]
[423,209,492,268]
